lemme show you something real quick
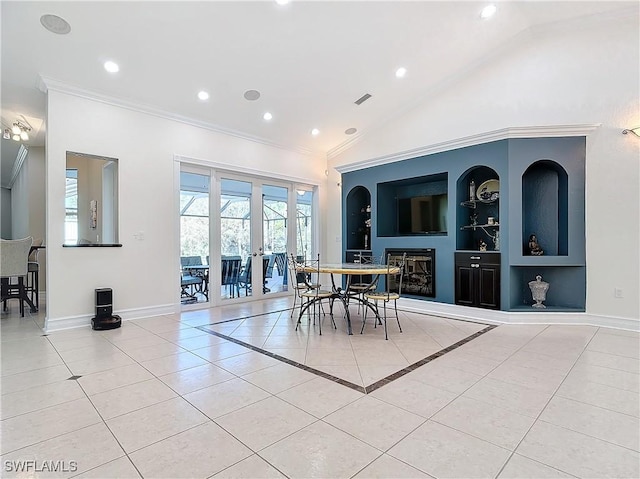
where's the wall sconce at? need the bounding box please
[622,126,640,137]
[5,120,31,142]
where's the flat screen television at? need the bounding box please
[397,194,448,234]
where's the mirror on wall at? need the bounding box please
[64,151,120,246]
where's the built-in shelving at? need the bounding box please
[457,166,500,252]
[342,136,586,313]
[345,186,371,251]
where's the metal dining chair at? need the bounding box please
[1,237,33,317]
[295,254,334,334]
[362,253,407,340]
[287,253,322,318]
[347,252,383,315]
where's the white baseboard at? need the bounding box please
[44,303,176,332]
[42,299,639,333]
[397,298,640,332]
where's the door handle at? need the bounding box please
[471,264,480,268]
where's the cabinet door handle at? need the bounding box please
[471,263,480,268]
[470,256,481,260]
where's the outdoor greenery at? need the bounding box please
[180,190,313,264]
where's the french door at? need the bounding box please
[180,164,315,308]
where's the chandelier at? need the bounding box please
[3,120,31,142]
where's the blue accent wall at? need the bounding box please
[342,137,586,311]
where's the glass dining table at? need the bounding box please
[296,262,399,335]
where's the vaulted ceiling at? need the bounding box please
[1,1,635,184]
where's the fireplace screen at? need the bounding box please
[385,248,435,298]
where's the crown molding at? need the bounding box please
[173,154,321,187]
[37,75,317,157]
[333,124,601,174]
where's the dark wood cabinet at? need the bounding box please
[455,252,500,309]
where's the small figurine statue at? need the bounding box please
[479,239,487,251]
[528,234,544,255]
[470,213,478,227]
[528,275,549,308]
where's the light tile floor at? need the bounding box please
[1,298,639,478]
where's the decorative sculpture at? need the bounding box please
[528,234,544,255]
[479,239,487,251]
[528,275,549,308]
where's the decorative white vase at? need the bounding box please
[528,275,549,308]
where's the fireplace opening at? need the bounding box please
[385,248,435,298]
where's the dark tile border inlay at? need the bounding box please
[196,309,496,394]
[67,375,82,380]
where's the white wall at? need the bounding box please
[45,90,326,329]
[10,158,29,239]
[1,187,11,238]
[27,147,46,291]
[328,16,639,322]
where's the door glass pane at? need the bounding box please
[220,179,252,299]
[262,184,288,296]
[296,189,313,261]
[180,172,210,305]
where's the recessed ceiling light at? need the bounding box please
[103,61,119,73]
[244,90,261,101]
[311,128,320,136]
[345,128,357,135]
[40,14,71,34]
[275,0,291,5]
[480,4,497,19]
[263,112,273,121]
[395,67,407,78]
[197,91,209,101]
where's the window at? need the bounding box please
[65,169,78,244]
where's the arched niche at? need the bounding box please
[345,186,371,250]
[522,160,568,256]
[456,165,500,251]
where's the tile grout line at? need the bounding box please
[197,318,496,394]
[492,324,601,478]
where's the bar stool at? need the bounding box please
[1,237,33,317]
[27,238,43,309]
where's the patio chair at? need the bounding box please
[221,257,242,298]
[274,252,288,285]
[236,257,253,296]
[263,255,275,292]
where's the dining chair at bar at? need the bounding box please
[362,253,407,340]
[27,238,43,309]
[1,237,33,317]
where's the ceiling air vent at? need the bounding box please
[354,93,372,105]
